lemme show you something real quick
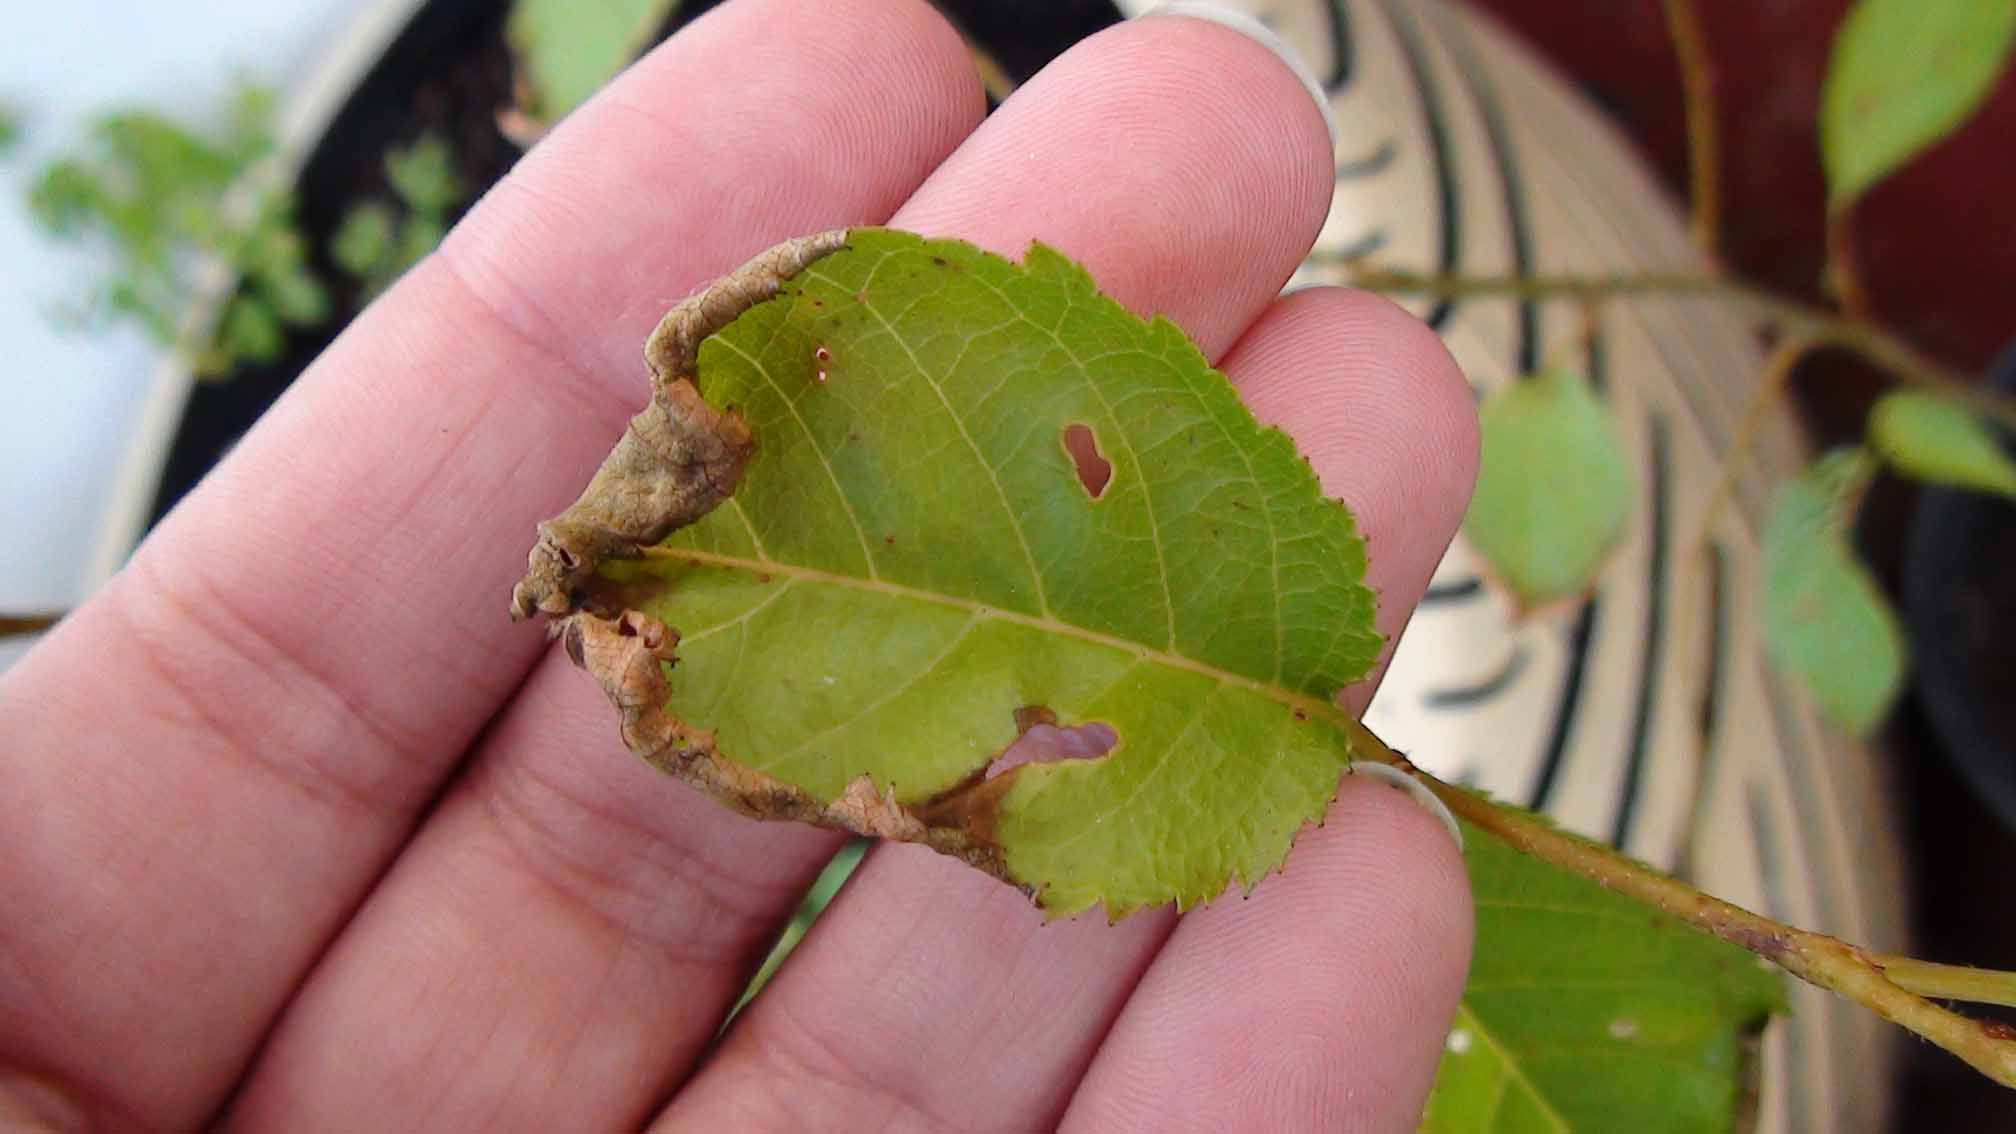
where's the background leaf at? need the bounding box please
[331,202,395,280]
[586,229,1381,917]
[22,82,320,372]
[1869,390,2016,498]
[1463,370,1634,610]
[506,0,682,124]
[384,134,462,214]
[1761,449,1906,735]
[1820,0,2016,211]
[1423,820,1783,1132]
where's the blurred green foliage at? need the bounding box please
[1820,0,2016,212]
[331,133,465,298]
[506,0,682,128]
[26,84,327,376]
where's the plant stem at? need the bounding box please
[1344,717,2016,1090]
[1825,215,1873,321]
[1333,262,2016,432]
[1874,956,2016,1010]
[1659,0,1721,261]
[1688,337,1813,554]
[0,613,62,640]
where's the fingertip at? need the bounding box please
[1323,775,1475,960]
[1142,1,1339,147]
[1129,12,1338,268]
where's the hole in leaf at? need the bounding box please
[986,711,1117,779]
[1061,423,1112,499]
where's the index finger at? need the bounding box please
[0,0,982,1124]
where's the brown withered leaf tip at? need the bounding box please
[510,230,849,622]
[512,231,1015,880]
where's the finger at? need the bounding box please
[229,12,1334,1133]
[225,659,854,1131]
[1057,288,1478,1133]
[0,0,980,1125]
[662,284,1471,1131]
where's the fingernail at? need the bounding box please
[1348,762,1465,851]
[1140,2,1338,148]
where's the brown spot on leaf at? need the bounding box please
[1061,423,1112,500]
[1014,705,1060,732]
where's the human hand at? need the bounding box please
[0,2,1479,1129]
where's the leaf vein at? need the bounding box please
[714,333,881,580]
[955,267,1177,648]
[806,261,1049,615]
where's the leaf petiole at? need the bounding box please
[1874,956,2016,1011]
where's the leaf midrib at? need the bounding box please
[634,545,1346,725]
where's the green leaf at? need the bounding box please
[1463,370,1634,610]
[1820,0,2016,211]
[384,133,462,216]
[1761,449,1906,735]
[329,135,460,301]
[331,201,396,280]
[394,214,448,275]
[1869,391,2016,498]
[0,103,22,155]
[506,0,681,124]
[23,83,331,364]
[1424,821,1783,1132]
[256,261,331,327]
[27,159,108,237]
[210,295,283,373]
[735,839,867,1012]
[530,229,1381,918]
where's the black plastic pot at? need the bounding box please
[1904,341,2016,835]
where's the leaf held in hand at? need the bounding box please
[517,228,1382,918]
[1820,0,2016,211]
[1869,391,2016,499]
[1424,820,1784,1132]
[1761,449,1906,736]
[506,0,682,126]
[1463,369,1634,610]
